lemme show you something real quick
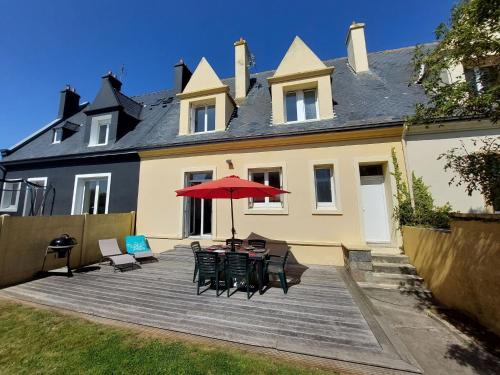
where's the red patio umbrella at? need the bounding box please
[175,175,289,248]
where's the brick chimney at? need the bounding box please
[58,85,80,119]
[346,22,369,73]
[173,60,192,94]
[234,37,250,103]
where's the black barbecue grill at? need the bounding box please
[41,234,78,277]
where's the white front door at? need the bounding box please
[360,175,390,243]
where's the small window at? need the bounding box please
[465,66,498,93]
[248,168,283,209]
[53,128,63,144]
[284,89,318,123]
[72,174,110,215]
[192,105,215,133]
[0,181,21,212]
[314,166,336,209]
[89,116,110,146]
[359,165,384,177]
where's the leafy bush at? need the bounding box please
[391,148,452,229]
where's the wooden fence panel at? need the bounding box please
[0,212,135,288]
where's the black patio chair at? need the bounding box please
[265,250,290,294]
[191,241,202,283]
[195,251,225,297]
[225,238,243,247]
[225,252,255,299]
[248,239,266,249]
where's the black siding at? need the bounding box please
[0,154,140,216]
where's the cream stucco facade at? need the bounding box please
[405,120,500,213]
[177,57,235,135]
[268,36,334,124]
[136,128,405,266]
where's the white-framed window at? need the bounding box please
[284,89,318,123]
[0,181,21,212]
[248,168,283,209]
[314,165,336,209]
[191,105,216,133]
[52,128,63,144]
[71,173,111,215]
[89,115,111,146]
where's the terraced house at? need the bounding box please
[135,23,424,265]
[2,22,496,265]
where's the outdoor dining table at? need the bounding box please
[204,245,270,294]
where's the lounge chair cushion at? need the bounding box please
[125,235,150,254]
[132,251,155,259]
[109,254,137,267]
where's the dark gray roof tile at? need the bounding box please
[2,45,427,163]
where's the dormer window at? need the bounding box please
[285,89,318,123]
[52,128,63,144]
[192,105,216,133]
[89,115,111,147]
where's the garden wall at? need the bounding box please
[0,212,135,288]
[403,213,500,336]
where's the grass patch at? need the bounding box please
[0,300,335,374]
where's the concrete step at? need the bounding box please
[371,253,410,264]
[369,247,401,255]
[365,272,424,287]
[372,262,417,275]
[357,282,432,294]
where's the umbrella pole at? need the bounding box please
[230,189,235,252]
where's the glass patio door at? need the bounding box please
[184,172,213,237]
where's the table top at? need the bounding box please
[204,245,269,259]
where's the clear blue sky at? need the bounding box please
[0,0,457,150]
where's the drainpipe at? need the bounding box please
[401,123,415,206]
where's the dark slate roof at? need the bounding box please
[2,45,428,163]
[54,121,81,132]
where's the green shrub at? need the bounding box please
[391,148,452,229]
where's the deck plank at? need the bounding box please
[1,248,420,372]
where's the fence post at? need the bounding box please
[79,214,88,267]
[130,211,136,235]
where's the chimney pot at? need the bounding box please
[102,71,122,91]
[346,22,369,73]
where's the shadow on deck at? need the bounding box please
[1,247,420,373]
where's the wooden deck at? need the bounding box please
[1,247,420,373]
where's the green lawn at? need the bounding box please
[0,300,335,375]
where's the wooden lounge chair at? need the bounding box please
[125,235,158,263]
[98,239,139,272]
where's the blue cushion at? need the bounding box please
[125,235,150,254]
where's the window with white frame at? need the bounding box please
[248,168,283,209]
[89,116,111,146]
[53,128,63,144]
[72,174,110,215]
[314,165,336,209]
[285,89,318,123]
[191,104,215,133]
[0,181,21,212]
